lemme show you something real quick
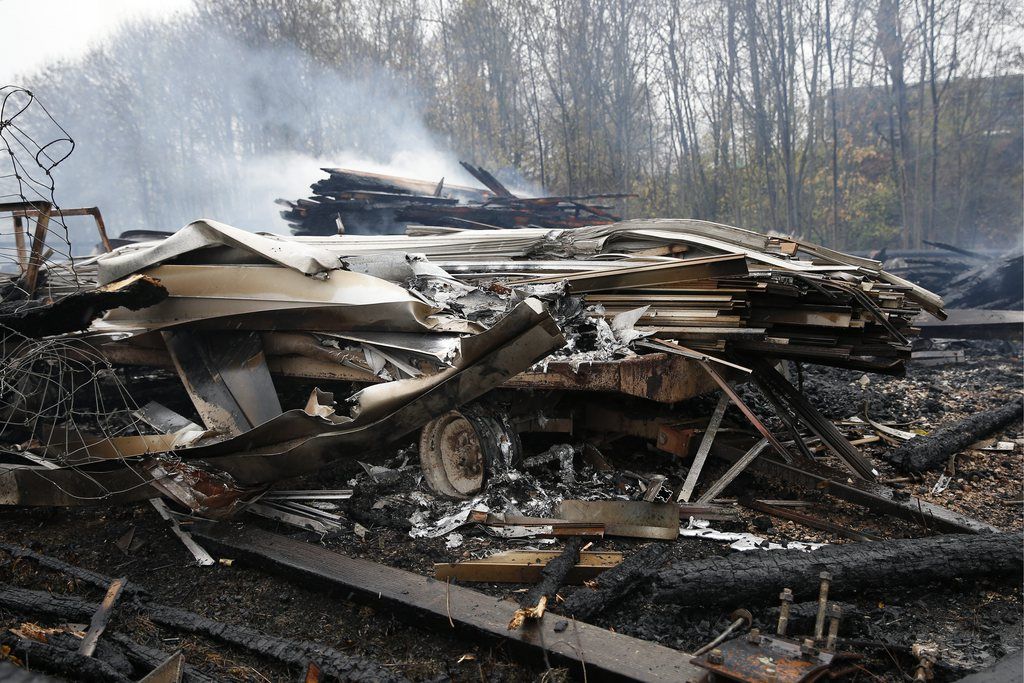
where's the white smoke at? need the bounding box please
[28,19,476,240]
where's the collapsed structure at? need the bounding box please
[0,178,1021,681]
[277,163,631,235]
[0,213,950,508]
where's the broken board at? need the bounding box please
[194,524,706,683]
[434,550,623,584]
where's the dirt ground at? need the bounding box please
[0,341,1020,682]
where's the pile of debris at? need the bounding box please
[0,213,955,504]
[884,243,1023,312]
[0,202,1021,681]
[277,163,631,235]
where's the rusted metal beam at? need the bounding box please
[739,498,882,542]
[698,360,794,463]
[7,206,113,252]
[20,202,52,296]
[695,438,770,504]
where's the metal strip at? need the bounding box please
[697,361,794,462]
[696,438,769,503]
[678,393,730,502]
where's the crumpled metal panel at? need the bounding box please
[0,299,563,505]
[96,218,343,284]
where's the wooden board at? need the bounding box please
[435,550,622,584]
[194,524,706,683]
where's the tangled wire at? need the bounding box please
[0,87,157,502]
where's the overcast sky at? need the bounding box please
[0,0,193,83]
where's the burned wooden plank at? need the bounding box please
[653,532,1023,607]
[192,523,707,683]
[915,308,1024,340]
[434,550,622,584]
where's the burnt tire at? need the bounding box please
[418,404,520,498]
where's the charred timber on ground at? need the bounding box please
[560,542,671,620]
[0,580,406,683]
[509,537,583,629]
[653,532,1023,607]
[0,630,131,683]
[882,399,1024,473]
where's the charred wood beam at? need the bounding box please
[459,161,514,198]
[653,532,1022,607]
[880,399,1023,473]
[508,537,583,629]
[0,275,166,338]
[0,582,406,683]
[560,542,671,621]
[0,542,147,598]
[0,631,131,683]
[107,633,216,683]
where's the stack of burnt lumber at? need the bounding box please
[277,163,629,235]
[885,245,1023,311]
[292,218,944,372]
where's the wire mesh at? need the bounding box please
[0,86,161,501]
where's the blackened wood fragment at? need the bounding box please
[560,542,670,620]
[0,582,407,683]
[107,633,217,683]
[521,537,585,609]
[654,532,1022,607]
[509,537,584,629]
[0,631,131,683]
[0,275,166,338]
[881,399,1023,473]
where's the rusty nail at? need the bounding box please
[747,627,761,644]
[707,648,724,665]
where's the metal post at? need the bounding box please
[814,571,833,640]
